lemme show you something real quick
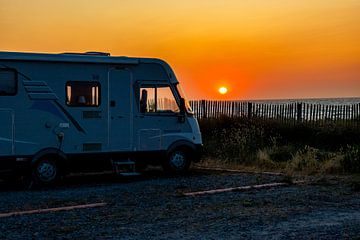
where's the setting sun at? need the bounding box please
[218,87,228,95]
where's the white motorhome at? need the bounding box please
[0,51,202,185]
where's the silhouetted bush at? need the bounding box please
[198,116,360,173]
[341,146,360,173]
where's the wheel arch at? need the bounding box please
[166,140,197,158]
[31,148,68,169]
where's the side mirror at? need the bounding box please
[178,98,186,123]
[180,98,186,115]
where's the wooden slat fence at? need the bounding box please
[190,100,360,126]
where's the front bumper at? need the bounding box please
[193,144,203,162]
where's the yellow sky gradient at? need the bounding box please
[1,0,359,99]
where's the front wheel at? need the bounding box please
[163,148,191,173]
[32,157,60,186]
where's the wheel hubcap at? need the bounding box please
[37,161,57,182]
[170,151,186,169]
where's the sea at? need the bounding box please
[251,97,360,106]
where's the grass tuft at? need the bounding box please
[198,116,360,174]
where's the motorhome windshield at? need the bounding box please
[176,84,193,114]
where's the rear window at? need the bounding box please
[0,69,17,96]
[66,81,100,107]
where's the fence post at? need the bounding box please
[231,102,235,118]
[248,102,252,118]
[297,103,302,122]
[201,100,206,119]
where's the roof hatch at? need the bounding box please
[61,51,110,56]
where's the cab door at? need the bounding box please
[108,69,133,151]
[136,84,182,151]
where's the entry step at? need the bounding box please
[112,161,135,165]
[118,172,141,177]
[111,159,141,177]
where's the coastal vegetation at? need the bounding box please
[198,116,360,174]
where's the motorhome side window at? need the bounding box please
[0,69,17,96]
[140,86,179,113]
[66,81,100,107]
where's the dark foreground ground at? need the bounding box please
[0,169,360,239]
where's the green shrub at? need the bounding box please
[285,146,320,174]
[268,145,295,162]
[341,145,360,173]
[321,154,344,174]
[198,116,360,173]
[256,149,276,169]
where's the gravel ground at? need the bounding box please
[0,169,359,239]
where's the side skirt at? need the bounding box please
[0,150,166,176]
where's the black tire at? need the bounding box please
[163,148,191,173]
[32,156,61,187]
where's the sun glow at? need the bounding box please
[1,1,359,99]
[218,87,228,95]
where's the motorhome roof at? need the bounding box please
[0,51,141,65]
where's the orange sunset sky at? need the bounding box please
[0,0,359,100]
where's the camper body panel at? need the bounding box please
[0,51,202,176]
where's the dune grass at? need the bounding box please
[198,116,360,174]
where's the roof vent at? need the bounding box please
[85,51,110,56]
[61,52,110,56]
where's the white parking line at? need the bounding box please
[183,181,306,196]
[195,166,285,176]
[0,202,107,218]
